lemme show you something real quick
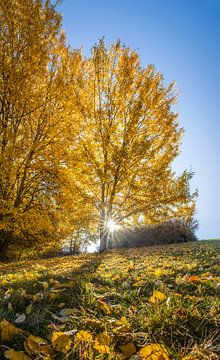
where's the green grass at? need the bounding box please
[0,240,220,359]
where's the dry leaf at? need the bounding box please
[94,340,110,354]
[58,303,65,308]
[24,334,54,357]
[139,343,169,359]
[149,291,166,304]
[59,308,76,317]
[97,299,112,314]
[25,304,32,315]
[75,330,93,343]
[51,331,72,352]
[51,314,69,323]
[4,349,30,360]
[0,320,21,341]
[120,342,136,358]
[15,313,26,324]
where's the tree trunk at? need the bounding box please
[99,209,108,252]
[0,231,11,261]
[99,226,108,252]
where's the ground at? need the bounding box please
[0,240,219,359]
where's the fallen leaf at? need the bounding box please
[51,314,69,323]
[15,313,26,324]
[139,343,169,359]
[97,299,112,314]
[25,304,32,315]
[0,320,21,341]
[59,308,76,317]
[120,342,136,358]
[75,330,93,343]
[51,331,72,352]
[4,349,30,360]
[94,340,110,354]
[24,334,54,357]
[149,291,166,304]
[58,303,65,308]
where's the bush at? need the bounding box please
[108,219,198,249]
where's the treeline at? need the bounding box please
[0,0,197,260]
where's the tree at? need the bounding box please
[69,39,197,252]
[0,0,80,259]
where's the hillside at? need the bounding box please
[0,240,220,359]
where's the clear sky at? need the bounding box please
[58,0,220,239]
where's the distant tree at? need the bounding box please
[0,0,80,259]
[69,39,197,252]
[63,226,97,255]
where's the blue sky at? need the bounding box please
[58,0,220,239]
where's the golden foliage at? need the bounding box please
[0,1,196,256]
[67,38,196,251]
[0,0,82,256]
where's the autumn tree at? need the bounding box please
[69,39,197,252]
[0,0,80,259]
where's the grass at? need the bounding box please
[0,240,220,359]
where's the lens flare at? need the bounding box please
[107,219,120,232]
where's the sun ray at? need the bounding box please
[107,219,120,232]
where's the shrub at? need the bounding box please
[108,219,198,249]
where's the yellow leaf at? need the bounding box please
[32,295,38,302]
[4,349,30,360]
[149,291,166,304]
[49,292,57,300]
[69,280,76,287]
[25,304,32,315]
[120,342,136,358]
[133,280,145,287]
[51,332,72,353]
[139,343,169,359]
[75,330,93,343]
[48,324,65,331]
[97,299,112,314]
[96,331,111,346]
[0,320,21,341]
[52,280,61,288]
[155,269,163,277]
[42,281,49,289]
[58,303,65,308]
[113,317,131,334]
[94,340,110,354]
[24,335,54,357]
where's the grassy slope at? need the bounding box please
[0,240,220,359]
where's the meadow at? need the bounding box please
[0,240,219,359]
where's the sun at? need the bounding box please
[107,219,120,232]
